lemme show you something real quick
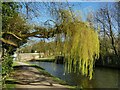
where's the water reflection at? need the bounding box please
[93,68,119,88]
[31,61,119,88]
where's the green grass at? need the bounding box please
[3,78,16,89]
[4,77,17,89]
[12,61,18,67]
[26,63,45,70]
[31,58,55,62]
[5,83,15,89]
[30,56,56,62]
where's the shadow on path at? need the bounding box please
[6,63,69,89]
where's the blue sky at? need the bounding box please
[20,2,114,42]
[27,2,113,25]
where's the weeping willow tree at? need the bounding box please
[63,21,99,79]
[52,9,100,79]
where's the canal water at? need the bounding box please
[30,61,120,88]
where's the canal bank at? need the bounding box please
[29,55,120,69]
[5,61,75,89]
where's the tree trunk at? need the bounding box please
[107,9,118,58]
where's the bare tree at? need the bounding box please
[95,3,119,58]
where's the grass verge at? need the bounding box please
[30,57,55,62]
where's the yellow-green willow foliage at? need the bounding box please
[63,22,100,80]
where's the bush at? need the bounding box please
[2,54,13,87]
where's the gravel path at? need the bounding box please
[11,62,69,90]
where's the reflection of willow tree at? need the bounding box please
[1,2,100,81]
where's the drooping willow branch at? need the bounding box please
[62,21,100,80]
